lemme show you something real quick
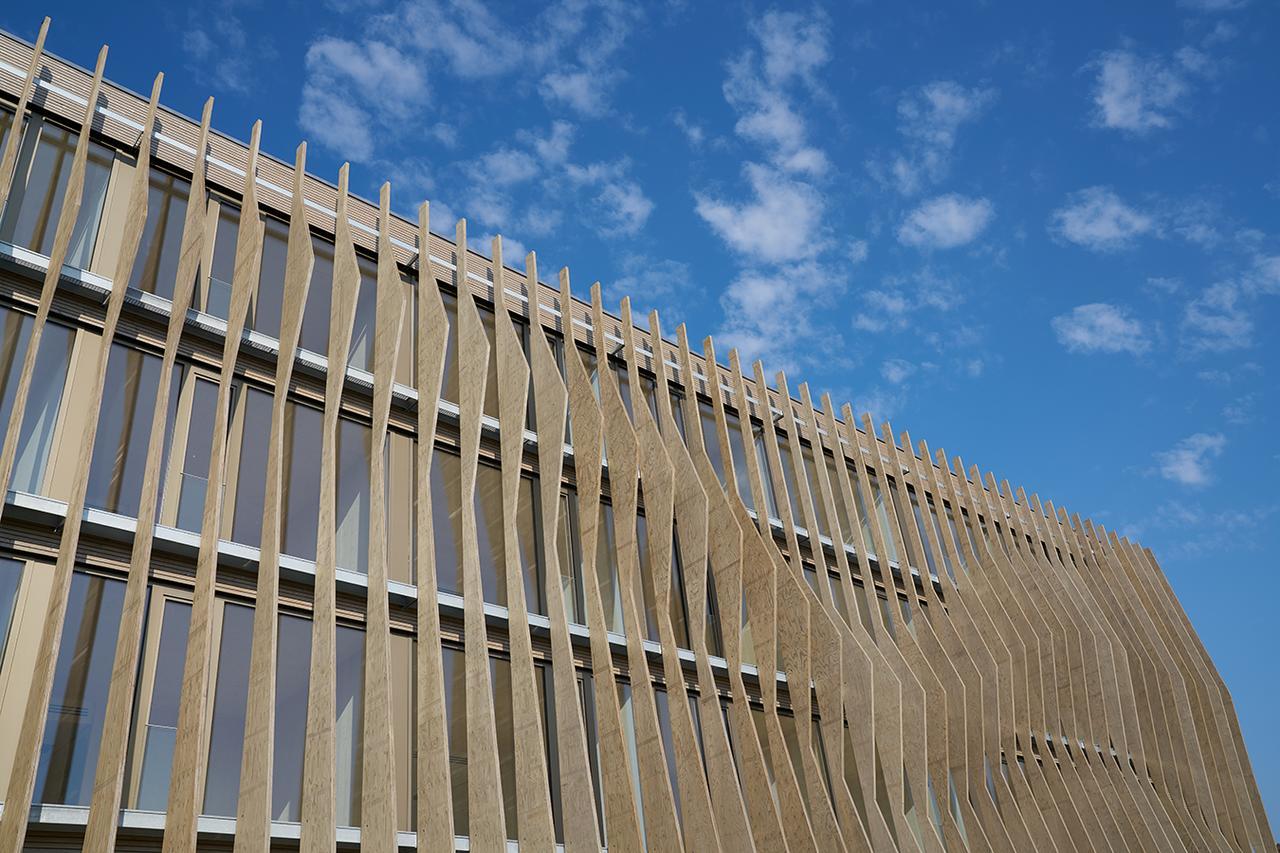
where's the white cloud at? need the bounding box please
[880,358,917,384]
[608,253,693,317]
[1222,392,1258,425]
[852,268,963,333]
[471,148,540,186]
[872,81,996,194]
[1155,433,1226,486]
[722,9,831,175]
[1178,0,1248,10]
[1182,282,1252,351]
[695,163,826,263]
[299,37,427,162]
[1051,303,1152,355]
[1091,49,1190,132]
[593,180,654,237]
[897,194,994,249]
[539,69,614,116]
[1049,187,1156,251]
[672,110,706,147]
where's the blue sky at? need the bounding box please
[6,0,1277,830]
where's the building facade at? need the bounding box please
[0,18,1271,853]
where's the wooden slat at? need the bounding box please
[489,235,555,849]
[560,273,643,853]
[0,47,113,853]
[360,182,406,850]
[0,18,48,217]
[232,143,316,853]
[528,262,601,853]
[412,201,455,853]
[299,162,362,853]
[162,115,263,853]
[454,218,507,850]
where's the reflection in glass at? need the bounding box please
[0,120,113,268]
[134,598,192,810]
[273,613,312,822]
[336,418,371,573]
[87,344,175,517]
[9,321,74,494]
[229,387,271,547]
[282,401,323,561]
[203,603,253,817]
[172,377,219,531]
[34,572,126,805]
[129,170,190,300]
[0,558,24,674]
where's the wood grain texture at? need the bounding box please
[530,263,601,853]
[0,28,1268,849]
[298,162,362,853]
[0,48,113,853]
[38,70,165,853]
[361,182,407,851]
[413,201,455,853]
[489,235,556,850]
[0,17,48,218]
[561,273,643,853]
[232,142,316,853]
[454,218,507,851]
[163,115,263,853]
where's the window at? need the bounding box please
[441,293,500,417]
[7,321,74,495]
[202,602,253,817]
[0,118,113,268]
[250,215,289,338]
[129,169,191,301]
[595,502,625,634]
[0,558,23,666]
[555,490,586,625]
[200,604,315,821]
[226,385,272,548]
[297,233,336,356]
[159,371,220,532]
[200,197,241,319]
[334,623,363,826]
[129,593,191,810]
[336,418,371,574]
[386,429,416,585]
[698,401,727,487]
[432,450,542,611]
[34,571,126,806]
[86,344,178,518]
[281,401,323,561]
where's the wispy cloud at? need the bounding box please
[1048,186,1156,251]
[1051,303,1152,355]
[1154,432,1226,486]
[1182,281,1252,351]
[898,194,994,250]
[869,81,996,195]
[695,164,826,264]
